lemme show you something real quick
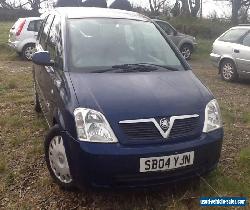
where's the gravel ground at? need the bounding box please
[0,60,249,210]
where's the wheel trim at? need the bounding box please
[49,136,72,184]
[24,46,35,60]
[222,63,234,80]
[181,47,191,59]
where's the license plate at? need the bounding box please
[140,151,194,172]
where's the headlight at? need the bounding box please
[74,108,118,143]
[203,99,222,133]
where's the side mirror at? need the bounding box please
[173,30,178,36]
[32,51,54,66]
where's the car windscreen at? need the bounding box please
[219,28,249,43]
[67,18,185,72]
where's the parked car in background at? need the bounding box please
[154,19,197,60]
[210,25,250,82]
[32,7,223,189]
[8,17,41,60]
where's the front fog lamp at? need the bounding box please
[203,99,222,133]
[74,108,117,143]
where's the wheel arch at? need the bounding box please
[179,41,194,52]
[219,57,237,74]
[21,41,36,52]
[52,108,66,131]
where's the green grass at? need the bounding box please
[0,21,19,60]
[220,105,236,125]
[0,159,6,174]
[242,112,250,124]
[239,147,250,170]
[192,39,214,61]
[201,168,250,196]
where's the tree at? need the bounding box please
[0,0,48,13]
[148,0,168,15]
[171,0,181,17]
[189,0,201,17]
[55,0,107,7]
[214,0,250,24]
[55,0,79,7]
[180,0,190,16]
[110,0,132,11]
[176,0,201,17]
[239,5,250,23]
[82,0,107,8]
[231,0,250,24]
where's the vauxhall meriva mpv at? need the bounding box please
[32,7,223,189]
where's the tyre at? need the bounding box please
[180,44,192,60]
[45,125,75,190]
[34,82,41,113]
[220,60,239,82]
[22,43,35,61]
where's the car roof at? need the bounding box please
[153,19,166,22]
[21,17,41,21]
[54,7,149,21]
[230,26,250,30]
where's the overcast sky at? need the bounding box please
[8,0,231,17]
[108,0,231,17]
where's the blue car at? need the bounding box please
[32,7,223,189]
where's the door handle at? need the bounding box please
[234,49,240,53]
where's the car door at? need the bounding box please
[234,31,250,74]
[35,14,55,122]
[43,14,65,124]
[27,19,40,40]
[156,21,179,46]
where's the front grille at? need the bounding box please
[120,122,162,140]
[169,117,200,139]
[120,116,200,141]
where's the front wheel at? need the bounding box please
[45,125,75,190]
[220,60,239,82]
[22,44,35,61]
[180,44,192,60]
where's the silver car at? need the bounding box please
[154,19,197,60]
[210,25,250,82]
[8,17,41,60]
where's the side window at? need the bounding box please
[27,20,41,32]
[35,20,41,32]
[219,29,249,43]
[47,15,63,69]
[39,15,55,50]
[27,20,35,31]
[242,32,250,47]
[157,21,174,35]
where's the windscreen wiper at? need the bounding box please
[93,63,179,73]
[136,63,179,72]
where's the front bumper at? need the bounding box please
[8,40,21,52]
[210,53,221,68]
[62,129,223,189]
[193,42,198,51]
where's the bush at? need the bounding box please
[162,16,232,40]
[0,8,38,21]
